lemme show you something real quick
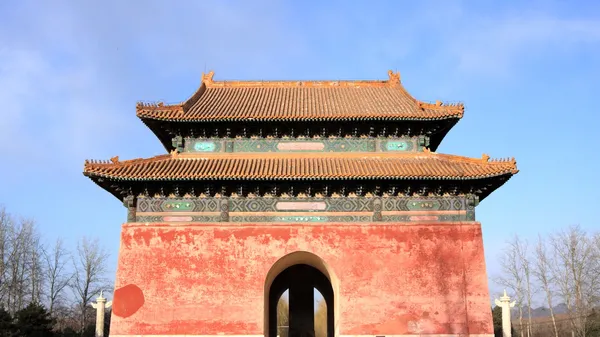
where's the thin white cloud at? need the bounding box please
[0,0,598,175]
[446,15,600,76]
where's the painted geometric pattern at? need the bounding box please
[181,137,421,153]
[135,214,473,223]
[134,196,475,222]
[381,214,470,222]
[136,215,222,222]
[137,198,221,212]
[382,197,468,212]
[229,198,374,212]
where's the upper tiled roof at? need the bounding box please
[83,151,517,181]
[135,71,464,122]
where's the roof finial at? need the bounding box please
[481,154,490,162]
[202,70,215,84]
[387,70,401,85]
[110,156,119,164]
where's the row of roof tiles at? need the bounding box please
[83,151,518,181]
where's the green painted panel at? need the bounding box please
[233,140,278,152]
[386,140,408,151]
[135,196,475,222]
[184,138,223,152]
[161,201,195,211]
[139,196,469,213]
[181,138,398,153]
[381,139,416,152]
[406,199,441,211]
[193,141,216,152]
[180,137,434,153]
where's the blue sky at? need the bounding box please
[0,0,599,305]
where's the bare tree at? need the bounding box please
[516,238,534,337]
[26,219,44,305]
[497,234,527,337]
[550,225,599,337]
[44,238,73,315]
[71,236,110,331]
[533,234,559,337]
[0,214,43,313]
[0,205,115,334]
[0,206,11,306]
[593,233,600,305]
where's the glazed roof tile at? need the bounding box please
[83,151,518,181]
[135,71,464,122]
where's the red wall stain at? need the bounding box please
[110,222,493,336]
[113,284,145,318]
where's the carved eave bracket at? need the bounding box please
[123,195,137,222]
[172,136,184,152]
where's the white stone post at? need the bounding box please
[494,289,516,337]
[91,291,113,337]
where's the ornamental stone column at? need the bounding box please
[91,291,113,337]
[494,289,516,337]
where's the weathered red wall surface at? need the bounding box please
[110,222,493,336]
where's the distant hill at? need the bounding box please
[510,303,569,319]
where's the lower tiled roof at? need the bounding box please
[83,152,518,181]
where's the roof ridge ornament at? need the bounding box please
[202,70,215,85]
[482,154,490,162]
[417,101,465,113]
[110,156,120,164]
[387,70,401,86]
[136,101,183,111]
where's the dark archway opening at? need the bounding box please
[268,264,334,337]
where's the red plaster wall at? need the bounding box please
[110,222,493,336]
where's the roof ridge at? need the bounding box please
[84,154,172,168]
[417,100,465,113]
[135,101,184,114]
[202,69,396,87]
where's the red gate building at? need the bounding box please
[84,70,518,337]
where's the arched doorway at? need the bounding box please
[264,252,339,337]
